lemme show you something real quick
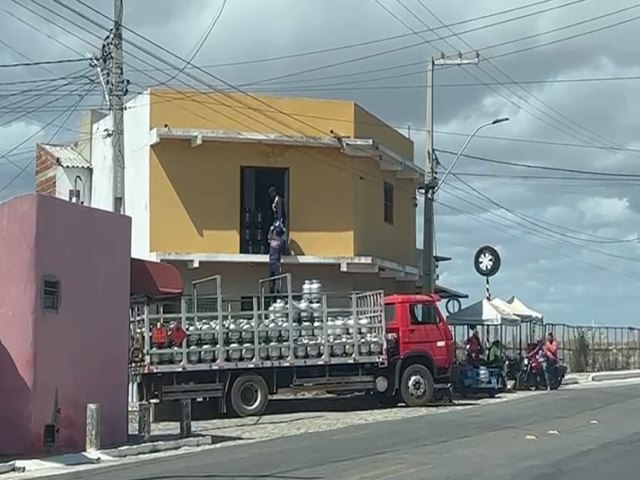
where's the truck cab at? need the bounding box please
[380,293,455,406]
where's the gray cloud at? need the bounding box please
[1,0,639,324]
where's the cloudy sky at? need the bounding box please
[1,0,639,326]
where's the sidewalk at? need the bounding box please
[563,369,640,385]
[3,369,640,476]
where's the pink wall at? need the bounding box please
[0,195,37,455]
[0,194,131,456]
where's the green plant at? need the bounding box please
[571,329,590,373]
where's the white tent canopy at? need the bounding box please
[447,298,521,326]
[507,296,544,322]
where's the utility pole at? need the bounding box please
[422,51,479,294]
[110,0,125,214]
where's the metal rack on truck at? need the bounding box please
[129,273,454,417]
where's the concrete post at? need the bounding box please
[85,403,101,451]
[179,400,192,438]
[138,402,151,441]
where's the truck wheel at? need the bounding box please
[400,364,434,407]
[230,373,269,417]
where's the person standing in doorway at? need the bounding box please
[267,225,284,295]
[269,186,286,229]
[269,186,287,254]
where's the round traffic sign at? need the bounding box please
[474,245,501,277]
[445,298,461,314]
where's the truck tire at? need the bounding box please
[229,373,269,417]
[400,364,434,407]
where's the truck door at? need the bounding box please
[404,302,450,366]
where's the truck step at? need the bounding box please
[161,383,224,401]
[291,375,375,393]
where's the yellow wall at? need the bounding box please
[353,158,418,267]
[149,90,355,138]
[149,141,356,256]
[148,90,417,267]
[353,105,413,161]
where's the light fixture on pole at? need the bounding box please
[435,117,509,194]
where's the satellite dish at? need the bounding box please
[474,245,501,278]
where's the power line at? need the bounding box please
[0,57,86,68]
[436,199,640,281]
[410,0,636,159]
[237,0,591,87]
[227,74,640,92]
[0,84,96,197]
[435,149,640,177]
[157,0,227,86]
[444,175,638,246]
[20,1,397,193]
[124,0,561,72]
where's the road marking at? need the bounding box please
[548,430,560,435]
[590,420,599,424]
[525,435,537,440]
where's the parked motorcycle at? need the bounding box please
[516,342,567,390]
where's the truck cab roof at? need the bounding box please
[384,293,441,305]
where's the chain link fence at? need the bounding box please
[451,323,640,373]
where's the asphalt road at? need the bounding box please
[50,382,640,480]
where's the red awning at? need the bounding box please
[130,258,183,300]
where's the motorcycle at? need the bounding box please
[502,355,522,390]
[516,342,544,390]
[516,342,567,390]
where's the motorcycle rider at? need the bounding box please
[543,332,558,390]
[464,326,484,367]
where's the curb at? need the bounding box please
[98,436,213,459]
[590,370,640,383]
[0,462,22,476]
[562,377,579,385]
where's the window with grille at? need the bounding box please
[42,276,60,313]
[383,182,394,225]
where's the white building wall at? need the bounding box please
[123,92,152,260]
[90,114,114,212]
[56,166,92,205]
[89,91,152,259]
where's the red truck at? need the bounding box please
[129,274,455,417]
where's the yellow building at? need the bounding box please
[50,89,465,299]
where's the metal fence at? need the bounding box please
[451,323,640,373]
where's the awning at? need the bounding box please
[130,258,183,300]
[435,284,468,299]
[447,298,521,326]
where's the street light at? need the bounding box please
[435,117,509,193]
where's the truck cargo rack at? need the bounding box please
[129,273,388,374]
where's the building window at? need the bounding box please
[383,182,394,225]
[42,276,60,313]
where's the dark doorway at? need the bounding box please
[240,167,289,254]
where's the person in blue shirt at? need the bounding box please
[268,225,284,294]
